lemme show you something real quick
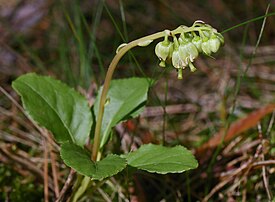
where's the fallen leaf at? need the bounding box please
[196,103,275,155]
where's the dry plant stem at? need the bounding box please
[43,137,49,202]
[0,144,54,190]
[56,169,76,202]
[91,25,210,161]
[261,157,272,200]
[48,135,60,197]
[0,86,59,150]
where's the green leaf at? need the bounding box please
[12,73,92,147]
[125,144,198,174]
[60,142,127,180]
[94,78,151,148]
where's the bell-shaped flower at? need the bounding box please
[192,35,202,52]
[171,36,187,70]
[172,49,186,70]
[201,37,212,55]
[216,32,224,46]
[155,35,174,67]
[179,37,199,64]
[208,34,221,53]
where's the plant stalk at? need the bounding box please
[91,25,207,161]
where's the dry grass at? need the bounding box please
[0,0,275,201]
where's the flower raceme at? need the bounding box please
[155,20,224,79]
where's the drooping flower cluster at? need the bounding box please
[155,20,224,79]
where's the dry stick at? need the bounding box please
[50,142,60,198]
[203,156,275,200]
[43,136,49,202]
[203,160,252,202]
[252,160,275,167]
[257,121,272,200]
[241,179,247,202]
[0,145,47,182]
[56,169,76,202]
[240,166,252,202]
[0,86,59,150]
[2,84,61,197]
[47,131,60,198]
[266,111,275,136]
[202,176,233,202]
[261,155,272,200]
[253,6,272,199]
[203,7,273,200]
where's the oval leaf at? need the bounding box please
[12,73,92,147]
[94,78,151,148]
[60,142,127,180]
[125,144,198,174]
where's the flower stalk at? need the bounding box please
[91,21,224,161]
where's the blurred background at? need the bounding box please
[0,0,275,201]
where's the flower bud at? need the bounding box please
[171,36,186,70]
[202,30,211,38]
[192,36,202,52]
[201,37,212,55]
[216,32,224,45]
[179,38,199,64]
[155,38,174,64]
[187,42,199,62]
[172,49,186,69]
[208,35,221,53]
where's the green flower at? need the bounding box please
[208,34,221,53]
[192,35,202,52]
[153,21,224,79]
[179,38,199,64]
[155,33,174,67]
[171,36,186,70]
[172,49,186,69]
[201,37,212,55]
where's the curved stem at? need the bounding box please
[91,25,207,161]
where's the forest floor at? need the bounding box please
[0,0,275,201]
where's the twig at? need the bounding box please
[49,140,60,198]
[202,176,233,202]
[0,144,54,190]
[0,145,43,180]
[97,187,112,202]
[266,111,275,136]
[0,86,59,150]
[56,169,76,202]
[43,137,49,202]
[257,117,272,200]
[252,160,275,167]
[42,128,60,198]
[261,158,272,201]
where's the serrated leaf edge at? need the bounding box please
[125,144,198,174]
[92,154,127,180]
[60,144,127,180]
